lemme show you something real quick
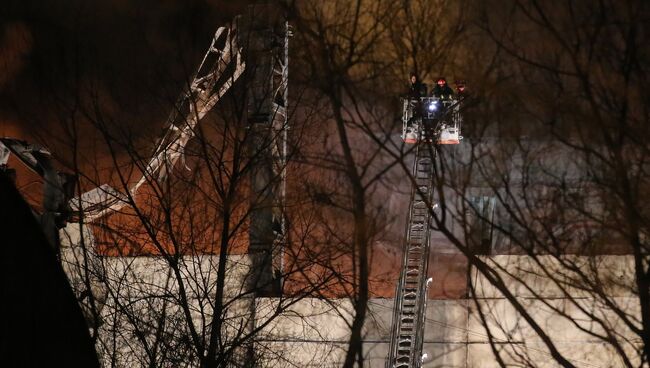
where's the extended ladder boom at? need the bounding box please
[387,144,436,368]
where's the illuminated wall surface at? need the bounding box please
[60,223,640,367]
[56,136,641,366]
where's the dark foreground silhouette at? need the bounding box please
[0,171,99,367]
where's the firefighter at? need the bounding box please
[408,73,427,100]
[433,77,454,99]
[455,80,467,96]
[405,73,427,142]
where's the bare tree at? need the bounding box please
[35,8,340,367]
[284,1,471,367]
[395,0,650,366]
[8,1,647,367]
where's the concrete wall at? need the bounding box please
[254,255,642,368]
[254,298,469,368]
[60,223,258,366]
[60,224,642,367]
[465,255,641,368]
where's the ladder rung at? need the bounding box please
[388,145,437,367]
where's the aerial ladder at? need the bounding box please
[387,89,464,368]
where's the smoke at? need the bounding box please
[0,22,32,91]
[0,23,31,139]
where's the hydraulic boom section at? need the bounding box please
[0,138,76,249]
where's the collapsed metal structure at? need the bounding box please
[1,5,290,293]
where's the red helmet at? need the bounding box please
[436,78,447,86]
